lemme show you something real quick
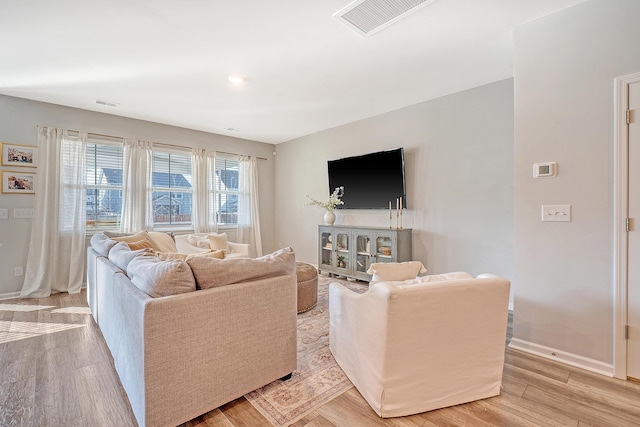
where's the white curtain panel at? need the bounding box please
[121,139,152,233]
[191,148,217,233]
[22,128,87,297]
[237,156,262,257]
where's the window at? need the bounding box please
[152,150,192,227]
[214,155,239,226]
[86,141,123,230]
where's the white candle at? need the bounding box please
[389,200,392,228]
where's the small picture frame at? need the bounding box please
[1,171,36,194]
[1,143,38,167]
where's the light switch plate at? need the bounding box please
[542,205,571,222]
[0,209,7,219]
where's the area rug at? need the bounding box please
[244,275,368,426]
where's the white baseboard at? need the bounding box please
[0,284,86,302]
[509,338,614,377]
[0,291,21,301]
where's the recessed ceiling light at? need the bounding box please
[228,75,247,86]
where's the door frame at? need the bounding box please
[614,71,640,379]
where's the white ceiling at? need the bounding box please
[0,0,587,144]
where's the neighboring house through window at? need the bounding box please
[85,140,235,231]
[214,155,239,226]
[152,149,193,228]
[86,140,123,230]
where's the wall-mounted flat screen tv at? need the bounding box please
[328,148,406,209]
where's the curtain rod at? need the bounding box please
[38,126,268,160]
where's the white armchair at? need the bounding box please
[329,272,510,418]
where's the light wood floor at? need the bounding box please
[1,291,640,427]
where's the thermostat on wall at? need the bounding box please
[533,162,557,178]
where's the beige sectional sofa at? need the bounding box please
[86,231,298,427]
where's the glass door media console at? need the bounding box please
[318,225,412,282]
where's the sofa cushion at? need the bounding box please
[156,249,226,261]
[187,247,295,289]
[367,261,427,284]
[90,232,118,257]
[108,242,154,271]
[148,231,177,252]
[127,254,196,298]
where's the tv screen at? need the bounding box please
[328,148,406,209]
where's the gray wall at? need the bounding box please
[6,0,630,373]
[0,95,276,296]
[275,79,514,285]
[513,0,640,365]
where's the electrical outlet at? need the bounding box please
[13,208,34,219]
[541,205,571,222]
[14,266,23,277]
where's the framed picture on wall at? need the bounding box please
[1,143,38,167]
[1,171,36,194]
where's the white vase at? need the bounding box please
[324,210,336,225]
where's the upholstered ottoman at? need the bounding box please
[296,262,318,313]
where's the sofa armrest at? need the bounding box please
[227,241,250,257]
[86,247,105,322]
[141,274,297,427]
[99,270,150,426]
[329,281,389,377]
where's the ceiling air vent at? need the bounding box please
[334,0,439,37]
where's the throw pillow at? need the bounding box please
[174,235,211,254]
[156,249,226,261]
[112,230,152,244]
[207,233,229,251]
[186,234,212,249]
[108,242,154,271]
[148,231,177,252]
[187,247,295,289]
[126,253,196,298]
[366,261,427,284]
[90,232,117,257]
[126,237,156,251]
